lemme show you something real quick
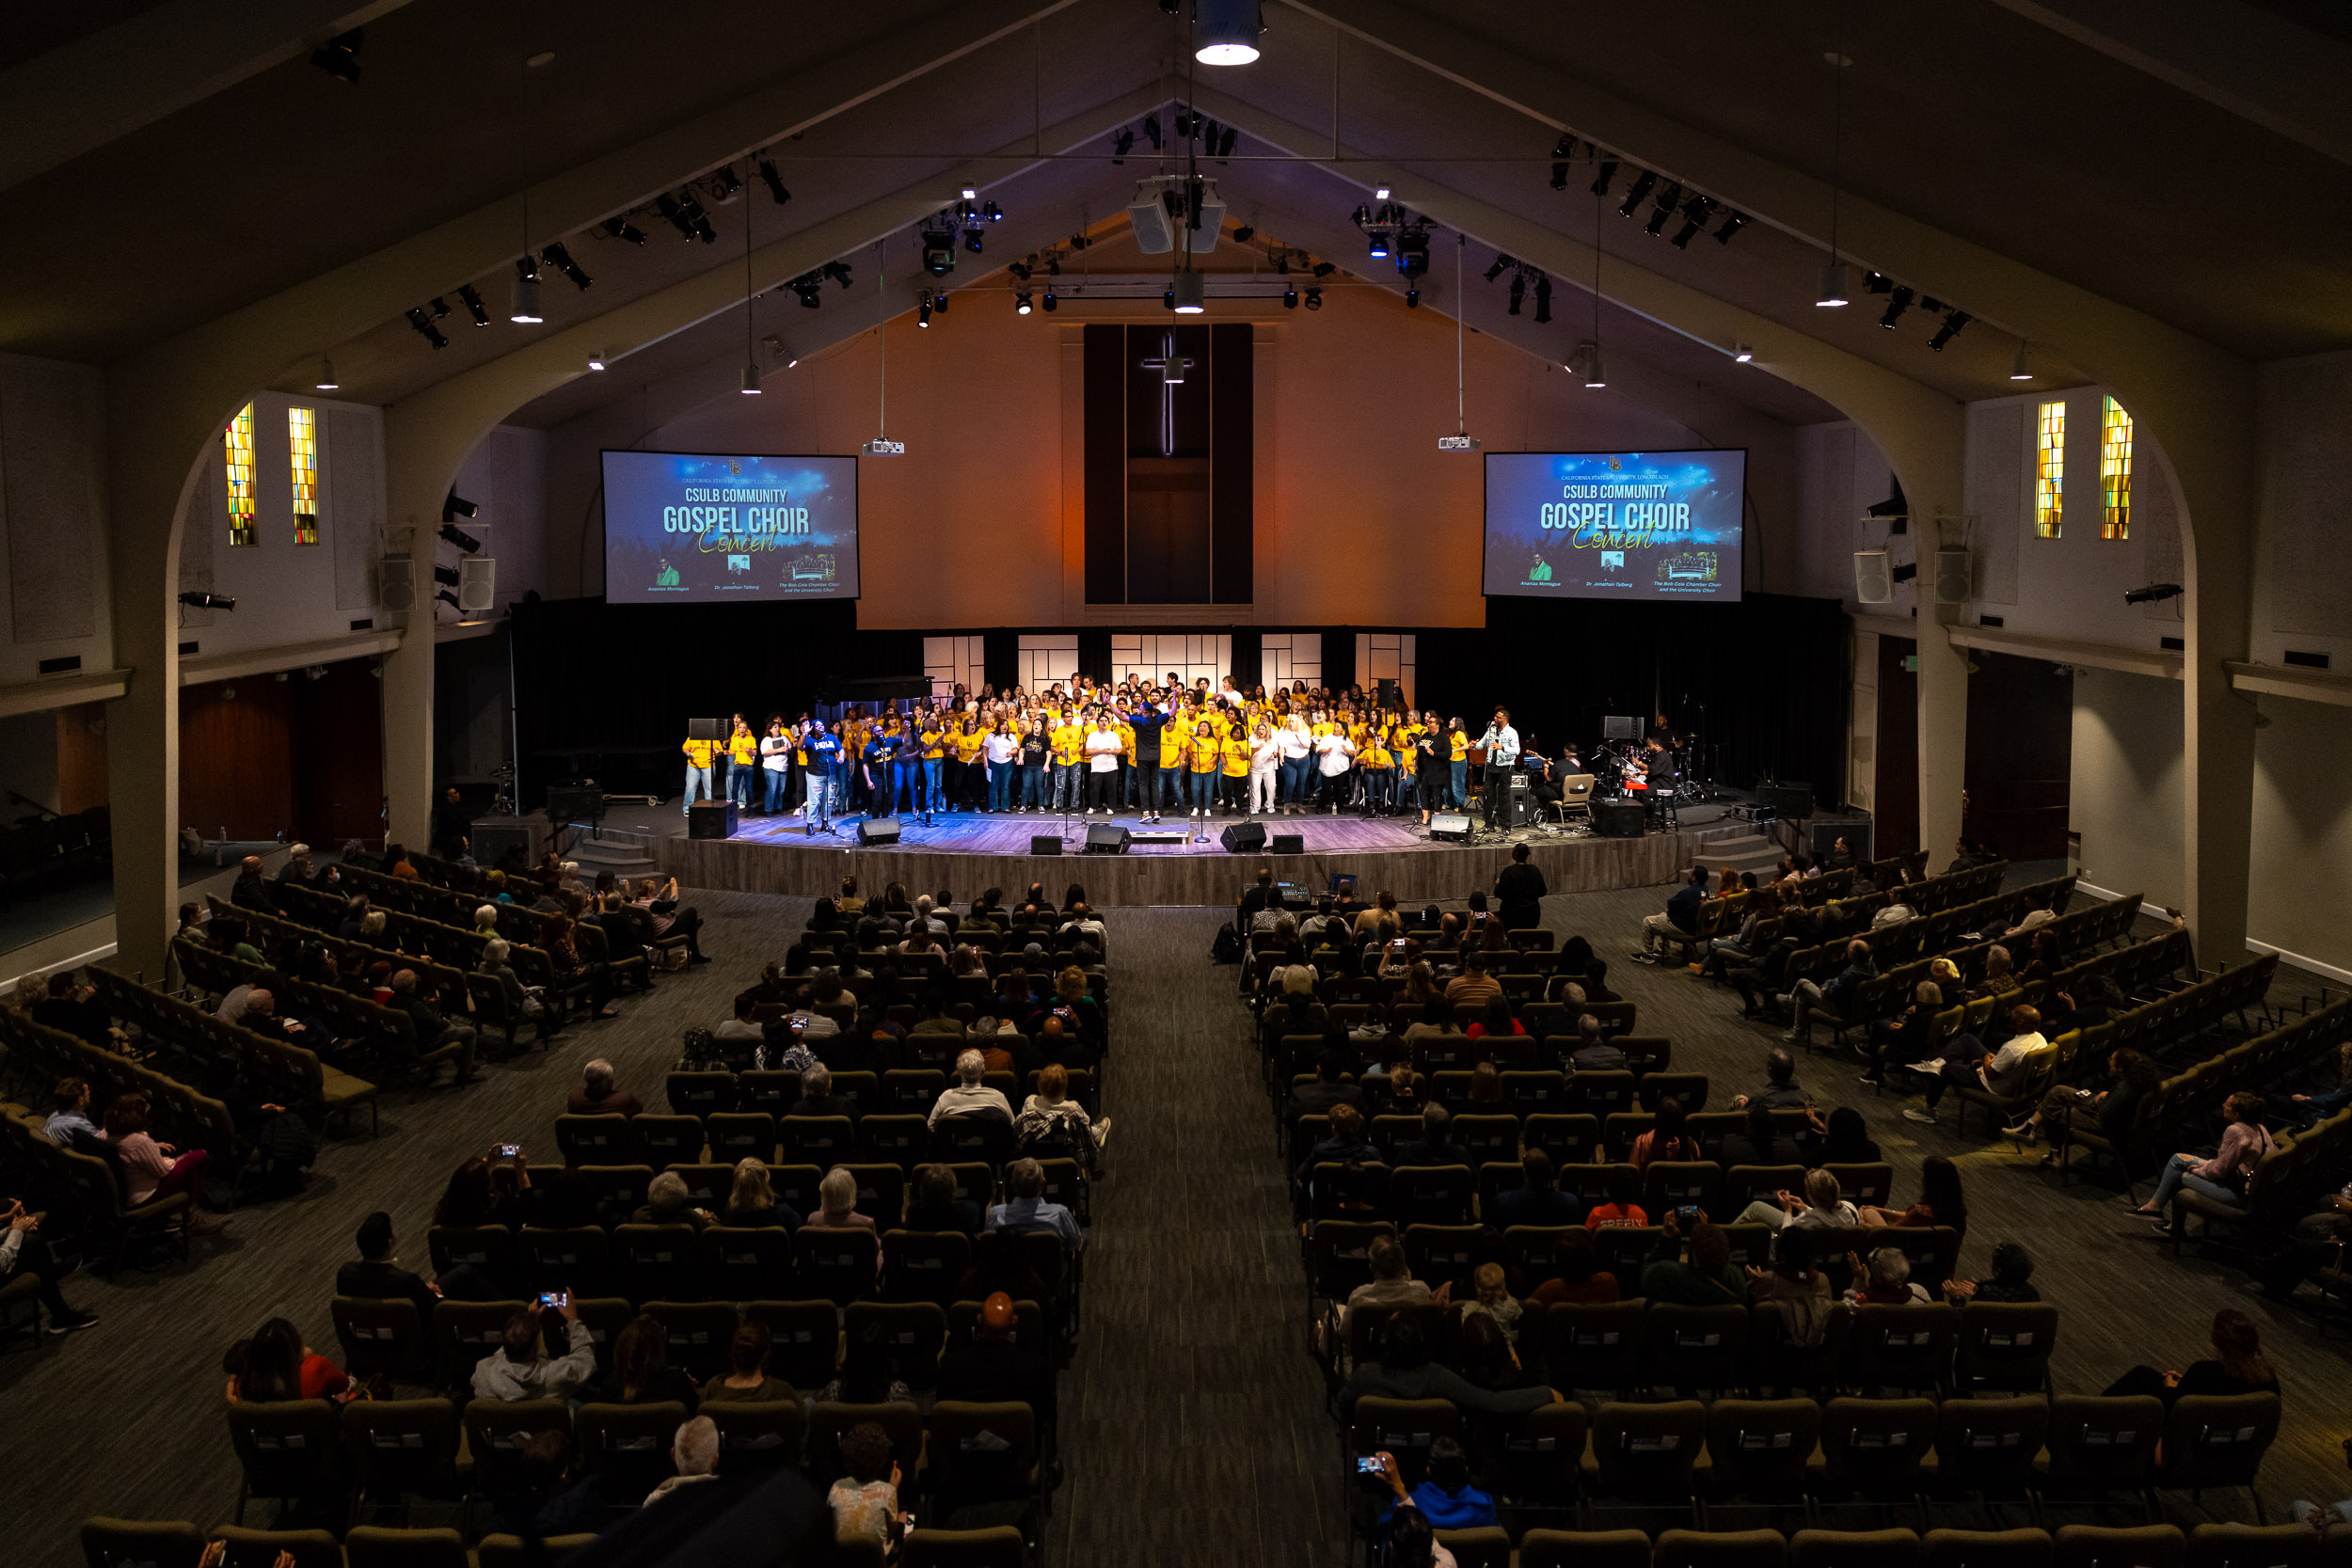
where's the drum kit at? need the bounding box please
[1592,736,1699,829]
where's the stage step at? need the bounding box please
[1692,832,1784,876]
[574,837,656,871]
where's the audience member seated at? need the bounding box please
[605,1312,701,1413]
[1862,981,1945,1086]
[2134,1092,2275,1236]
[1903,1005,2052,1125]
[788,971,846,1038]
[1633,865,1708,964]
[1947,1240,2041,1303]
[488,1431,603,1539]
[1444,951,1502,1011]
[1016,1062,1107,1163]
[808,1166,876,1231]
[479,940,556,1037]
[2268,1040,2352,1132]
[568,1058,644,1117]
[386,969,480,1085]
[1374,1438,1500,1536]
[906,1164,985,1235]
[699,1321,797,1405]
[1459,1263,1523,1340]
[644,1416,721,1507]
[791,1067,857,1121]
[631,1170,715,1230]
[1747,1227,1834,1345]
[1630,1097,1698,1168]
[336,1210,440,1323]
[1845,1247,1931,1306]
[1566,1013,1625,1071]
[42,1077,103,1150]
[1640,1216,1746,1305]
[930,1049,1013,1127]
[829,1419,912,1549]
[826,1321,913,1405]
[1464,995,1523,1047]
[1529,1228,1617,1306]
[1782,939,1876,1049]
[1493,1151,1583,1228]
[629,876,710,964]
[1394,1103,1470,1169]
[1736,1167,1859,1231]
[719,1159,802,1230]
[2102,1307,2279,1410]
[0,1196,97,1333]
[712,995,765,1049]
[30,972,112,1047]
[1808,1105,1883,1165]
[937,1290,1054,1413]
[1720,1101,1803,1168]
[1583,1168,1648,1230]
[1297,1104,1376,1196]
[1339,1314,1557,1420]
[2007,1045,2161,1151]
[1860,1155,1969,1235]
[104,1092,223,1232]
[989,1157,1082,1252]
[2256,1180,2352,1303]
[1339,1235,1448,1336]
[473,1297,596,1401]
[225,1316,350,1402]
[230,854,276,912]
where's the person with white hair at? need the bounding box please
[808,1166,876,1233]
[478,938,553,1033]
[475,905,502,933]
[275,843,314,888]
[644,1416,722,1505]
[568,1059,642,1117]
[910,894,947,936]
[929,1049,1012,1127]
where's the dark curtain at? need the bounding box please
[1076,630,1113,686]
[1210,323,1255,604]
[1228,629,1262,689]
[1417,594,1847,795]
[981,630,1021,695]
[1319,628,1357,694]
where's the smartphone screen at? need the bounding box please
[1356,1456,1382,1475]
[498,1144,522,1158]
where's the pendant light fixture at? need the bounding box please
[1193,0,1262,65]
[314,357,339,390]
[1171,268,1205,313]
[508,8,543,326]
[1817,6,1851,308]
[1439,232,1479,451]
[862,237,903,454]
[2010,342,2034,381]
[1582,153,1606,389]
[739,167,761,394]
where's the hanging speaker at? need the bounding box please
[456,556,497,613]
[1932,547,1973,605]
[1853,549,1893,606]
[379,559,416,611]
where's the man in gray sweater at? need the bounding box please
[472,1295,596,1402]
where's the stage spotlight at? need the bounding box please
[1406,286,1420,308]
[509,260,543,324]
[1928,310,1970,351]
[1367,228,1391,260]
[1232,224,1255,243]
[429,297,450,318]
[179,592,236,610]
[436,590,462,610]
[587,352,606,371]
[1041,288,1057,312]
[1891,562,1918,584]
[456,284,491,327]
[654,194,695,239]
[444,490,478,521]
[2123,582,2184,605]
[1311,261,1335,277]
[310,29,363,85]
[823,261,854,290]
[1009,261,1033,281]
[1303,287,1323,310]
[1506,271,1526,315]
[1068,232,1091,249]
[963,224,985,255]
[920,228,957,275]
[2011,342,2034,380]
[1015,290,1033,315]
[1484,253,1512,283]
[1590,157,1619,197]
[792,278,822,309]
[1171,270,1204,313]
[757,159,791,205]
[1394,228,1429,277]
[1616,169,1657,217]
[708,164,744,201]
[1142,113,1162,150]
[1218,126,1237,157]
[1817,261,1852,307]
[1112,128,1135,163]
[1195,0,1261,65]
[917,297,931,327]
[433,564,462,588]
[1533,274,1552,324]
[1877,284,1915,329]
[541,242,592,290]
[599,215,648,245]
[1865,271,1893,294]
[439,522,483,553]
[931,289,946,315]
[1670,196,1714,248]
[1712,209,1749,244]
[1643,182,1681,237]
[405,308,449,349]
[1283,284,1297,309]
[1574,340,1605,388]
[983,201,1003,222]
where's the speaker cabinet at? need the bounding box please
[456,556,497,613]
[545,785,604,825]
[469,817,536,865]
[1592,799,1647,837]
[1269,833,1305,855]
[688,717,725,741]
[1084,823,1131,855]
[1220,821,1267,854]
[1429,812,1474,844]
[1757,783,1815,820]
[856,815,901,847]
[378,559,416,611]
[1933,546,1973,605]
[1853,549,1893,605]
[1029,834,1062,856]
[689,800,739,840]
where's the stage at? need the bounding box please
[644,800,1763,906]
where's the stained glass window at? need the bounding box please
[288,406,320,545]
[2100,395,2132,541]
[224,402,257,546]
[2034,399,2064,539]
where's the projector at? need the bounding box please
[1438,435,1482,452]
[861,438,905,456]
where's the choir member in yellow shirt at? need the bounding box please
[680,730,719,814]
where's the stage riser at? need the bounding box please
[659,827,1722,906]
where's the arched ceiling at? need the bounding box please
[4,0,2344,441]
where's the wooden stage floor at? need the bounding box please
[655,803,1742,905]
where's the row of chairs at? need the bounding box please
[1295,1152,1898,1228]
[0,1103,191,1272]
[208,894,472,1014]
[1343,1391,2283,1530]
[1409,1523,2337,1568]
[1291,1102,1819,1168]
[0,1005,241,1184]
[1279,1068,1705,1139]
[554,1105,1059,1178]
[664,1064,1101,1122]
[79,1519,1025,1568]
[0,804,108,905]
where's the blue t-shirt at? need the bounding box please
[807,734,842,773]
[1381,1483,1500,1533]
[862,738,893,776]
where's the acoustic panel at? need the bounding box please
[2,359,99,643]
[328,406,382,610]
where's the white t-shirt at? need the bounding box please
[1251,736,1283,769]
[983,733,1019,765]
[759,736,791,771]
[1278,721,1312,760]
[1085,729,1121,772]
[1316,732,1356,776]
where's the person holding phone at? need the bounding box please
[472,1292,595,1402]
[2,1197,98,1334]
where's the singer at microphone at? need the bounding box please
[1480,706,1521,831]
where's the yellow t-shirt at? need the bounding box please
[1050,723,1084,767]
[920,726,946,761]
[1365,735,1393,768]
[1159,733,1188,770]
[728,731,757,766]
[1448,729,1469,762]
[1187,734,1220,772]
[953,727,986,765]
[1220,736,1252,777]
[1115,721,1136,763]
[681,737,718,768]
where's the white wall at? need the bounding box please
[174,389,389,655]
[2068,668,2184,910]
[2248,692,2352,981]
[439,425,548,620]
[1791,420,1897,613]
[0,354,113,686]
[2253,348,2352,672]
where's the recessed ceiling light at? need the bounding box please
[1733,343,1755,363]
[961,186,977,200]
[1375,186,1391,200]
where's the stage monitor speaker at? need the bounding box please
[1029,834,1062,856]
[1085,823,1131,856]
[690,800,739,840]
[688,717,725,741]
[1933,546,1973,605]
[1270,832,1305,855]
[469,817,536,866]
[1757,783,1815,820]
[1854,548,1893,605]
[1220,821,1267,855]
[1429,812,1474,843]
[545,784,604,825]
[857,815,901,847]
[1592,800,1647,838]
[1507,793,1544,828]
[378,559,415,611]
[1809,816,1873,865]
[1601,715,1645,741]
[456,556,497,614]
[1375,678,1402,709]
